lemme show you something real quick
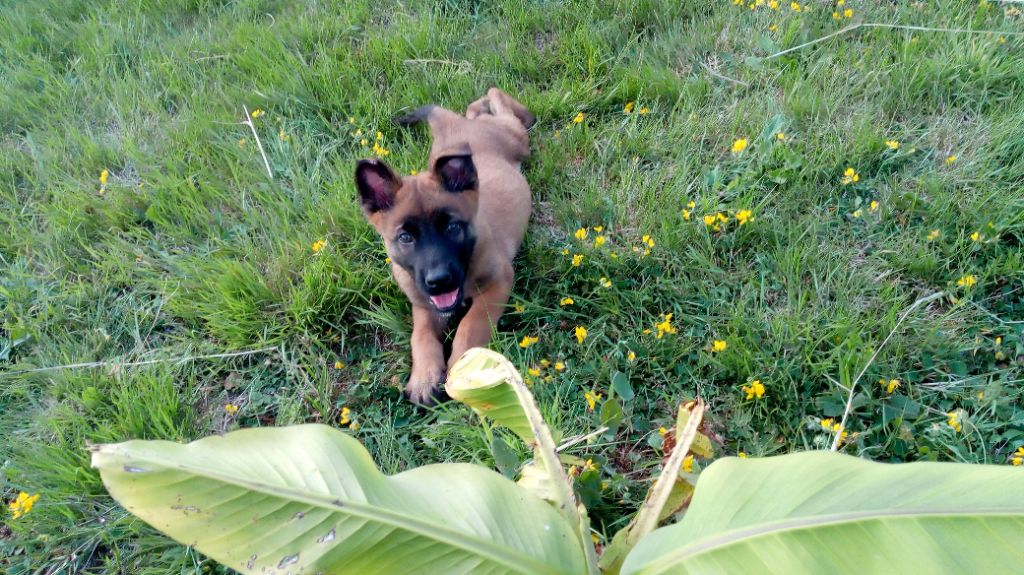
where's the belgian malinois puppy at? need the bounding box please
[355,88,535,404]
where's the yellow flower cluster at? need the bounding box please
[712,340,728,352]
[224,403,239,415]
[731,138,748,154]
[312,239,327,253]
[8,492,39,520]
[840,167,860,185]
[560,297,575,306]
[1011,447,1024,466]
[957,274,977,288]
[575,325,588,344]
[519,335,539,348]
[654,313,676,339]
[584,390,603,411]
[339,406,351,425]
[879,378,900,394]
[947,411,962,433]
[742,380,766,400]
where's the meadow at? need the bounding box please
[2,0,1023,572]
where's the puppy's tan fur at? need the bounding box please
[356,88,534,403]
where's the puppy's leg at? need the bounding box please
[407,305,447,404]
[484,87,535,129]
[448,262,513,369]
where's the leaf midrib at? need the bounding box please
[109,448,570,575]
[639,507,1024,574]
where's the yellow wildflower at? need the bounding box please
[560,297,575,306]
[519,335,539,348]
[927,229,941,241]
[712,340,727,352]
[682,455,694,473]
[832,10,841,19]
[703,214,717,226]
[879,378,900,394]
[376,131,383,141]
[540,359,550,368]
[360,138,368,146]
[334,361,344,370]
[655,313,676,339]
[528,367,541,377]
[599,277,612,288]
[790,1,801,11]
[514,303,525,313]
[573,112,585,124]
[738,452,748,458]
[970,231,982,242]
[312,239,327,253]
[957,274,977,288]
[99,169,109,186]
[624,101,635,114]
[562,249,570,255]
[575,325,588,344]
[731,138,748,154]
[840,167,860,185]
[843,8,853,17]
[682,209,691,221]
[852,209,863,218]
[687,201,696,209]
[946,155,957,165]
[349,420,361,431]
[885,140,900,150]
[584,390,602,411]
[238,138,247,148]
[998,36,1006,44]
[947,411,962,433]
[575,227,588,240]
[776,132,786,141]
[1011,447,1024,466]
[349,117,355,124]
[8,492,40,520]
[224,404,239,415]
[250,108,263,118]
[583,459,597,472]
[554,361,565,371]
[627,350,636,362]
[279,130,289,142]
[735,209,753,225]
[658,427,668,436]
[742,380,766,400]
[638,107,650,115]
[769,0,779,8]
[869,200,879,212]
[572,254,584,267]
[594,235,606,248]
[339,406,351,425]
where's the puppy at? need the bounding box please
[355,88,535,404]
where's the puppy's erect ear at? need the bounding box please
[355,159,400,213]
[434,155,477,193]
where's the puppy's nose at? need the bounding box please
[424,268,453,290]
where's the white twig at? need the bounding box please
[830,292,946,451]
[699,61,750,87]
[557,426,610,452]
[242,105,273,179]
[767,23,1024,60]
[1,346,279,378]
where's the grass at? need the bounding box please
[2,0,1023,571]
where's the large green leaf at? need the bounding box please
[447,348,600,574]
[91,424,586,575]
[622,451,1024,574]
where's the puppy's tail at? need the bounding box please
[393,105,438,127]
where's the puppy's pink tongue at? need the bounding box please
[430,289,459,309]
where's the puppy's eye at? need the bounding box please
[397,231,415,244]
[446,221,463,236]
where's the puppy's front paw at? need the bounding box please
[404,365,449,405]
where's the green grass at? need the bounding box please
[2,0,1024,571]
